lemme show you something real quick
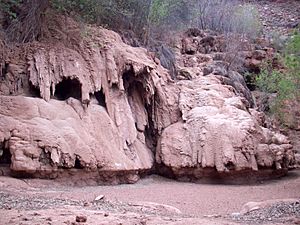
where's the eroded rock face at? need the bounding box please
[0,17,295,183]
[155,30,294,182]
[0,16,171,183]
[156,77,293,181]
[0,96,154,180]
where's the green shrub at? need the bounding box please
[256,32,300,127]
[256,65,284,93]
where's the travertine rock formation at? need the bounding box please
[0,16,168,183]
[155,29,294,182]
[156,76,293,181]
[0,16,295,183]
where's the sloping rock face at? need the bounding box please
[0,17,295,183]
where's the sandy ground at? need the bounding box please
[0,171,299,224]
[87,173,300,216]
[0,170,300,216]
[12,171,299,216]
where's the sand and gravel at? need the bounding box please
[0,170,299,224]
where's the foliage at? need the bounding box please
[1,0,262,43]
[149,0,189,26]
[51,0,119,23]
[190,0,261,39]
[0,0,22,20]
[268,31,289,51]
[50,0,188,40]
[256,64,284,93]
[256,32,300,126]
[232,4,261,39]
[47,0,263,49]
[148,0,169,25]
[51,1,143,25]
[1,0,49,43]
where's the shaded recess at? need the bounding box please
[54,78,82,101]
[74,157,84,169]
[39,149,51,165]
[29,82,41,97]
[1,62,9,78]
[243,74,256,91]
[123,68,144,98]
[122,67,158,151]
[0,142,12,166]
[144,93,159,151]
[225,161,236,170]
[90,89,107,109]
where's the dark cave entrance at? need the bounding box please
[123,67,136,93]
[225,161,235,171]
[123,66,146,98]
[122,67,158,152]
[29,82,41,98]
[0,142,12,166]
[1,62,9,78]
[74,157,83,169]
[90,89,107,109]
[144,93,159,152]
[54,78,82,101]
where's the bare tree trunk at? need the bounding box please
[143,0,153,47]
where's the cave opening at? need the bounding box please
[144,94,159,152]
[123,67,144,98]
[74,157,83,169]
[225,161,235,171]
[29,82,41,98]
[0,142,12,166]
[122,67,159,153]
[54,78,82,101]
[90,89,107,109]
[123,67,134,92]
[1,62,9,78]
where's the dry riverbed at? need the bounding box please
[0,170,299,225]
